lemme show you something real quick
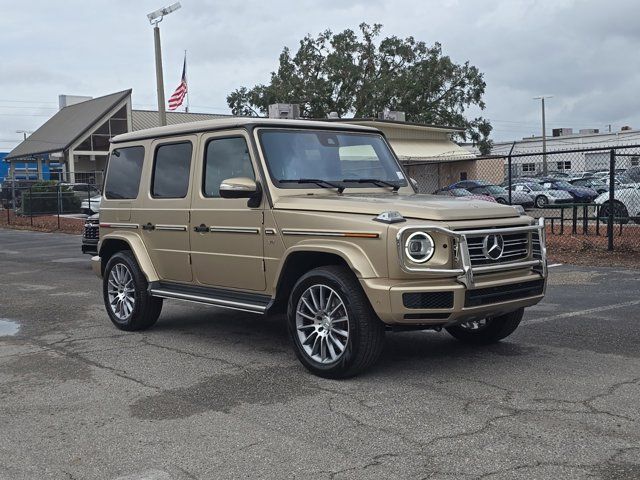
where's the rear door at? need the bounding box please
[189,130,266,291]
[140,136,196,283]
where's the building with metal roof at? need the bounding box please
[5,90,227,183]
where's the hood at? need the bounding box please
[273,193,520,221]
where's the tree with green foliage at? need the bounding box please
[227,23,493,153]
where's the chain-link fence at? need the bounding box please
[1,179,101,232]
[405,145,640,254]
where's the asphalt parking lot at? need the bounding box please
[0,228,639,480]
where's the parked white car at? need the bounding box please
[81,195,102,214]
[510,182,574,208]
[594,185,640,223]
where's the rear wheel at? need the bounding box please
[599,201,629,224]
[287,265,385,378]
[446,308,523,345]
[535,195,548,208]
[103,251,163,331]
[496,197,507,204]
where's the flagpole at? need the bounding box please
[184,49,190,113]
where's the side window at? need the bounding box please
[203,137,255,198]
[515,185,524,192]
[151,142,193,198]
[105,146,145,199]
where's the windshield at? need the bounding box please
[523,183,543,191]
[260,129,408,189]
[554,181,573,188]
[450,188,472,196]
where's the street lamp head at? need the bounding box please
[147,2,181,25]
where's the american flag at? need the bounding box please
[168,55,188,111]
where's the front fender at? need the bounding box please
[99,232,159,282]
[275,239,380,282]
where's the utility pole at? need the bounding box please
[147,3,182,127]
[534,96,553,175]
[153,26,167,127]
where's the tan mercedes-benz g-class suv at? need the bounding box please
[92,118,547,378]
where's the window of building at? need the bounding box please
[522,163,536,173]
[557,161,571,171]
[151,142,193,198]
[203,137,255,197]
[459,171,468,180]
[631,156,639,166]
[104,146,145,199]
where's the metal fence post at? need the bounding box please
[29,186,33,227]
[507,142,515,205]
[607,149,615,251]
[57,184,61,230]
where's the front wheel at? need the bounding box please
[287,265,385,378]
[103,251,163,331]
[599,201,629,224]
[446,308,523,345]
[535,195,548,208]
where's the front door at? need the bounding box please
[140,136,195,283]
[189,130,265,291]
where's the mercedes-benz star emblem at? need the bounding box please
[482,234,505,260]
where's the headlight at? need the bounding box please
[404,231,435,263]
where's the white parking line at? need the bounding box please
[524,299,640,326]
[548,263,563,268]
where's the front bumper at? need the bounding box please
[362,218,548,325]
[81,238,98,254]
[91,255,102,278]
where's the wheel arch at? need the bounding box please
[99,233,159,282]
[267,244,377,315]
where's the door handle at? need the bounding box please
[142,222,155,231]
[193,224,209,233]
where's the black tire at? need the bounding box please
[496,197,507,204]
[446,308,523,345]
[599,201,629,225]
[287,265,385,379]
[103,251,163,331]
[535,195,548,208]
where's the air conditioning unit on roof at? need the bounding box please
[268,103,300,119]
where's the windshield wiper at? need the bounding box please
[280,178,345,193]
[341,178,400,192]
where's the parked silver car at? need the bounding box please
[510,182,573,208]
[467,185,534,208]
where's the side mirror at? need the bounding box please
[219,177,258,199]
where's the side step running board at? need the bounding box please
[149,282,271,315]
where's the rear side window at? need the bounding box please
[151,142,193,198]
[203,137,255,197]
[105,146,145,199]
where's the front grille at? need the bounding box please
[403,292,454,309]
[465,279,545,307]
[532,232,542,260]
[466,232,530,266]
[83,224,99,240]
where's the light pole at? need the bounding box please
[147,2,182,127]
[534,96,553,175]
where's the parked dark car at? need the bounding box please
[82,214,99,255]
[540,180,598,203]
[445,179,491,190]
[569,178,608,194]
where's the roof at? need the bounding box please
[131,110,230,131]
[322,117,465,133]
[6,90,131,160]
[113,117,379,143]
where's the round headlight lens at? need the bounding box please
[404,231,435,263]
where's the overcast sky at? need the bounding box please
[2,0,640,151]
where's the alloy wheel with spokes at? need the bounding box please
[295,284,349,364]
[107,263,135,321]
[103,251,162,331]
